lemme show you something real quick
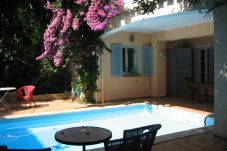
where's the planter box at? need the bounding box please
[5,92,71,102]
[34,92,71,101]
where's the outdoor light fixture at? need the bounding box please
[159,50,166,59]
[129,33,134,42]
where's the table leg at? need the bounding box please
[193,88,199,102]
[82,145,86,151]
[205,88,208,101]
[0,90,11,111]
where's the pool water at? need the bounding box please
[0,104,206,151]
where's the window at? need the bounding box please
[122,47,137,75]
[111,44,152,77]
[200,48,210,83]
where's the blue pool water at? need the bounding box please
[0,104,206,150]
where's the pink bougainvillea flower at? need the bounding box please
[37,2,73,66]
[104,5,110,11]
[95,21,108,30]
[53,50,62,67]
[107,12,116,18]
[60,9,73,34]
[74,0,87,5]
[85,0,124,31]
[72,18,80,30]
[79,10,85,16]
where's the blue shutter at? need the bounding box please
[111,44,122,76]
[142,46,152,75]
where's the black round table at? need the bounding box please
[55,126,112,151]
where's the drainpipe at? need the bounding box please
[150,71,151,102]
[101,54,104,104]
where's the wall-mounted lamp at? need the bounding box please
[129,33,134,42]
[159,50,166,60]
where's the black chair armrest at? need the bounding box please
[105,138,124,151]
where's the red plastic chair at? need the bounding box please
[16,85,36,107]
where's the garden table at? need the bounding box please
[190,83,213,102]
[55,126,112,151]
[0,87,16,111]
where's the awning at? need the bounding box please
[102,10,213,38]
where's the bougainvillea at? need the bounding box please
[37,0,123,67]
[85,0,123,30]
[37,0,124,102]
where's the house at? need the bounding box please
[95,0,214,102]
[94,0,227,139]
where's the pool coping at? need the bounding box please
[2,102,207,119]
[155,125,214,144]
[1,103,149,119]
[7,102,176,119]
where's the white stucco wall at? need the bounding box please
[95,21,213,103]
[113,0,186,29]
[96,32,152,102]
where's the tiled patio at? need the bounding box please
[1,96,226,151]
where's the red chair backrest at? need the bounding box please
[16,85,35,101]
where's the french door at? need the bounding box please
[167,48,192,96]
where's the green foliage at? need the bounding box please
[0,0,45,87]
[37,59,71,94]
[40,59,59,79]
[69,22,108,103]
[52,1,62,8]
[184,0,227,14]
[133,0,165,14]
[73,56,99,103]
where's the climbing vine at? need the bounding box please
[37,0,124,102]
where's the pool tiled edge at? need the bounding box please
[155,126,214,144]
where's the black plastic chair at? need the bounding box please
[105,124,161,151]
[105,138,124,151]
[0,146,51,151]
[0,146,7,151]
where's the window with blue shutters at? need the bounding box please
[122,46,138,75]
[142,46,152,75]
[111,44,152,77]
[111,44,123,76]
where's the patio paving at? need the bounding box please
[1,96,226,151]
[0,96,213,117]
[152,130,227,151]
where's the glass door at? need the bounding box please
[199,48,210,83]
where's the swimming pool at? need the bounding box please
[0,104,206,151]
